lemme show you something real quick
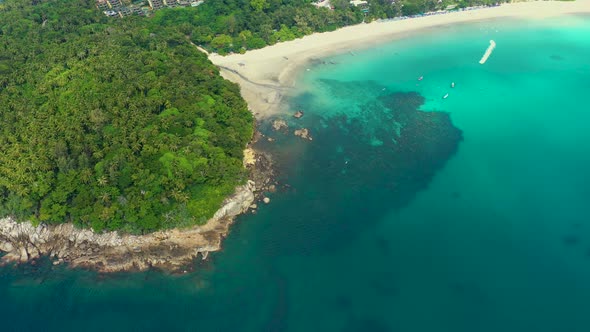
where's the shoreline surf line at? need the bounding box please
[208,0,590,119]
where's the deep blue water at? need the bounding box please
[1,16,590,332]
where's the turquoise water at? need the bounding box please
[2,16,590,331]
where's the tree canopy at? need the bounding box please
[151,0,364,54]
[0,0,253,233]
[148,0,509,54]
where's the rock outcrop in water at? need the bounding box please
[0,148,274,272]
[272,119,288,131]
[294,128,313,140]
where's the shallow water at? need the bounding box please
[2,16,590,332]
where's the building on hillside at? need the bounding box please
[98,0,197,16]
[108,0,124,7]
[350,0,369,13]
[147,0,164,9]
[96,0,110,10]
[312,0,332,9]
[118,6,132,16]
[164,0,191,6]
[132,6,146,15]
[349,0,367,6]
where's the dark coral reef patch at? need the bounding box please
[259,86,463,254]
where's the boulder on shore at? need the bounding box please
[0,183,257,273]
[243,148,256,167]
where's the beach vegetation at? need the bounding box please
[150,0,365,54]
[146,0,510,55]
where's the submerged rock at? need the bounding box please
[294,128,312,140]
[272,119,288,131]
[293,110,304,119]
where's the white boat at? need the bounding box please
[443,93,449,99]
[451,82,455,88]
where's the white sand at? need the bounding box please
[209,0,590,119]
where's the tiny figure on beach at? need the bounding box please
[283,56,289,60]
[238,62,245,67]
[418,76,423,81]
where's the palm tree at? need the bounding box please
[97,176,108,186]
[100,192,110,203]
[80,169,93,184]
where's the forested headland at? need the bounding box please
[0,0,253,233]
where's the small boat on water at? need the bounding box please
[418,76,424,81]
[443,93,449,99]
[451,82,455,88]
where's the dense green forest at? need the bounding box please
[0,0,253,233]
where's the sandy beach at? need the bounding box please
[209,0,590,119]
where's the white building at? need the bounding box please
[350,0,368,6]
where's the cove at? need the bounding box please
[2,16,590,332]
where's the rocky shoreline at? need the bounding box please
[0,147,274,273]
